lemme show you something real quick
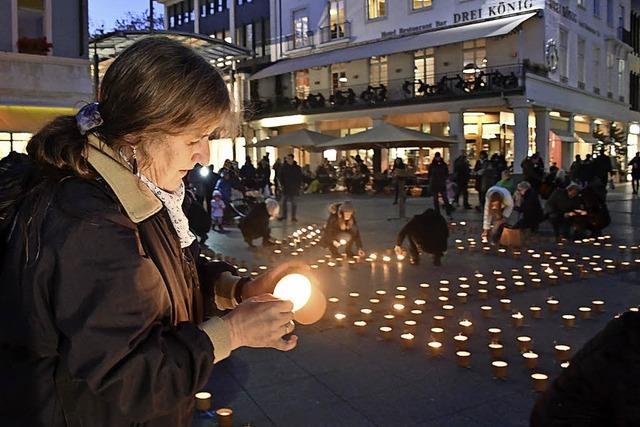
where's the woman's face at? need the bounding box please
[140,122,218,192]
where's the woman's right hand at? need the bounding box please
[223,294,297,352]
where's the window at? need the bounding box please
[607,0,613,27]
[593,0,600,17]
[218,0,225,13]
[367,0,386,20]
[577,0,586,8]
[169,6,175,27]
[331,63,348,93]
[593,45,601,90]
[412,0,432,10]
[558,29,568,79]
[369,55,388,86]
[577,38,585,85]
[201,2,207,17]
[618,58,625,98]
[177,3,183,25]
[0,132,32,159]
[329,0,346,39]
[463,39,487,69]
[209,1,216,14]
[295,70,310,99]
[246,23,254,51]
[18,0,44,39]
[414,48,435,86]
[607,49,614,93]
[292,9,309,49]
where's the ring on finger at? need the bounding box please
[284,320,293,334]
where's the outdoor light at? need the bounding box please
[198,166,210,178]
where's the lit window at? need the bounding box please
[370,55,388,86]
[412,0,432,10]
[295,70,310,99]
[293,9,309,49]
[414,48,435,86]
[463,39,487,69]
[367,0,386,20]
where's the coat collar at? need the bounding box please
[85,135,162,223]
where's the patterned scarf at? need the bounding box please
[139,174,196,248]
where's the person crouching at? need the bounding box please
[239,198,279,248]
[321,201,365,258]
[210,190,226,231]
[395,208,449,266]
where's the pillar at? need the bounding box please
[194,0,200,34]
[513,106,530,174]
[306,122,322,170]
[534,108,550,168]
[448,110,465,167]
[561,115,576,171]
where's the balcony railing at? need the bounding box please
[618,26,632,45]
[247,64,526,119]
[284,31,314,51]
[319,21,351,44]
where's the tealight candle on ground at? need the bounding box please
[492,361,508,379]
[195,391,212,411]
[401,333,415,348]
[592,300,605,312]
[369,298,381,305]
[379,326,393,340]
[384,314,396,326]
[488,343,504,358]
[511,312,525,328]
[488,327,502,341]
[500,299,512,311]
[454,334,468,351]
[531,373,549,392]
[457,292,468,304]
[410,309,423,316]
[531,278,542,288]
[561,361,570,369]
[403,320,417,333]
[433,315,445,327]
[348,292,360,303]
[555,344,571,362]
[481,305,493,318]
[478,288,489,300]
[456,351,472,368]
[458,319,474,335]
[216,408,233,427]
[517,336,533,352]
[438,296,449,303]
[430,327,445,340]
[514,281,526,292]
[547,298,560,311]
[428,340,443,357]
[328,297,340,303]
[529,306,542,319]
[375,289,387,296]
[360,308,373,320]
[578,306,592,319]
[495,285,507,296]
[442,304,455,316]
[393,303,405,314]
[414,299,427,306]
[334,313,347,327]
[561,314,576,327]
[354,320,367,335]
[394,294,407,301]
[396,286,408,292]
[523,351,539,369]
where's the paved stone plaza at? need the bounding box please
[195,185,640,427]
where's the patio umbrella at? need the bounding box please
[251,129,334,151]
[314,123,459,150]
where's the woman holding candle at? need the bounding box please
[0,38,300,426]
[481,186,514,244]
[320,201,365,258]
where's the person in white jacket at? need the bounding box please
[481,185,514,243]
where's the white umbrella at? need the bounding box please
[252,129,334,151]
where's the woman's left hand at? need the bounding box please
[241,261,311,300]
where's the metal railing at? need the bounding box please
[246,64,526,119]
[284,31,314,51]
[319,21,351,44]
[618,26,632,45]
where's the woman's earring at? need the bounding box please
[131,146,138,175]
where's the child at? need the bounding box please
[210,190,225,231]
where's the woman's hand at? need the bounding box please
[241,261,310,300]
[223,294,297,352]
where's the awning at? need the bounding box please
[315,123,458,150]
[250,12,537,80]
[0,105,76,133]
[551,129,576,143]
[575,132,599,144]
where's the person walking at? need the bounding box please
[453,151,472,209]
[391,157,407,205]
[429,152,453,216]
[277,154,303,222]
[629,152,640,195]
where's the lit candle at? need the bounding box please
[488,327,502,341]
[353,320,367,335]
[379,326,393,341]
[529,306,542,319]
[438,287,450,294]
[393,303,405,314]
[481,305,493,318]
[578,306,592,320]
[194,391,212,411]
[442,304,455,316]
[328,297,340,303]
[457,292,468,304]
[382,255,391,262]
[522,351,539,370]
[401,333,415,349]
[440,280,450,286]
[456,350,472,368]
[561,361,570,369]
[273,273,312,312]
[369,298,380,305]
[499,299,512,311]
[592,300,605,312]
[498,248,507,256]
[548,274,559,285]
[561,314,576,328]
[395,294,407,301]
[488,343,504,359]
[384,314,396,326]
[531,373,549,392]
[547,298,560,312]
[555,344,571,362]
[215,408,233,427]
[403,320,417,333]
[414,299,426,306]
[454,333,468,351]
[437,295,449,303]
[514,281,526,292]
[360,308,373,320]
[376,289,387,296]
[478,288,489,300]
[516,336,533,352]
[334,313,347,327]
[491,360,508,379]
[433,315,445,327]
[427,340,443,357]
[348,292,360,305]
[430,327,445,340]
[410,309,423,316]
[531,278,542,288]
[511,312,524,328]
[495,285,507,296]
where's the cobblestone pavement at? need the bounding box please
[194,184,640,427]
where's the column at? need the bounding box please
[194,0,200,34]
[306,122,322,170]
[11,0,18,52]
[513,106,530,174]
[448,110,465,169]
[534,108,550,168]
[44,0,52,54]
[561,115,576,171]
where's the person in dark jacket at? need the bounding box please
[256,158,271,195]
[453,151,472,209]
[513,181,543,232]
[239,155,257,189]
[593,148,613,188]
[522,154,543,192]
[580,185,611,237]
[429,152,453,216]
[0,37,300,427]
[629,152,640,195]
[277,154,303,222]
[545,183,584,239]
[392,157,407,205]
[395,208,449,266]
[531,311,640,426]
[320,201,365,258]
[239,198,279,247]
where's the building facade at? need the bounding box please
[246,0,638,175]
[0,0,92,159]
